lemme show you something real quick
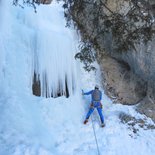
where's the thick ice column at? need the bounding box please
[33,29,77,98]
[32,1,77,98]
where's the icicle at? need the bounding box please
[31,1,78,98]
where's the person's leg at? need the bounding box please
[86,107,94,119]
[84,107,94,124]
[97,107,104,124]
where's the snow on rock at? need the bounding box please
[0,0,155,155]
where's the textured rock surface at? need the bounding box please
[105,0,129,14]
[137,97,155,122]
[36,0,53,4]
[150,0,155,5]
[100,55,147,104]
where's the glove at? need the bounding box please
[82,90,84,95]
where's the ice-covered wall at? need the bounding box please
[31,2,77,97]
[0,0,78,98]
[0,0,12,93]
[0,1,79,154]
[34,30,77,97]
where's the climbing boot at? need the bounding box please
[101,123,105,128]
[83,119,88,124]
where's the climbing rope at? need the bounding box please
[82,91,101,155]
[91,115,101,155]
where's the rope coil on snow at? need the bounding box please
[91,116,100,155]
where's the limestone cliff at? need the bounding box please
[36,0,53,4]
[69,0,155,121]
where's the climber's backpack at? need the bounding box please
[92,89,101,101]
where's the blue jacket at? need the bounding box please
[84,90,102,102]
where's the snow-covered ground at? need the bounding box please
[0,0,155,155]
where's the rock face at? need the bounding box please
[99,38,155,107]
[100,56,147,104]
[70,0,155,121]
[150,0,155,5]
[137,96,155,122]
[36,0,53,5]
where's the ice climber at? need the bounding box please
[82,85,105,127]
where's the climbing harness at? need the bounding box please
[91,116,101,155]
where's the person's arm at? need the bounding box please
[83,90,93,95]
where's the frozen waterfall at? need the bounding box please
[32,6,77,97]
[0,0,78,98]
[30,1,78,98]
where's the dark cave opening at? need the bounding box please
[32,72,70,98]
